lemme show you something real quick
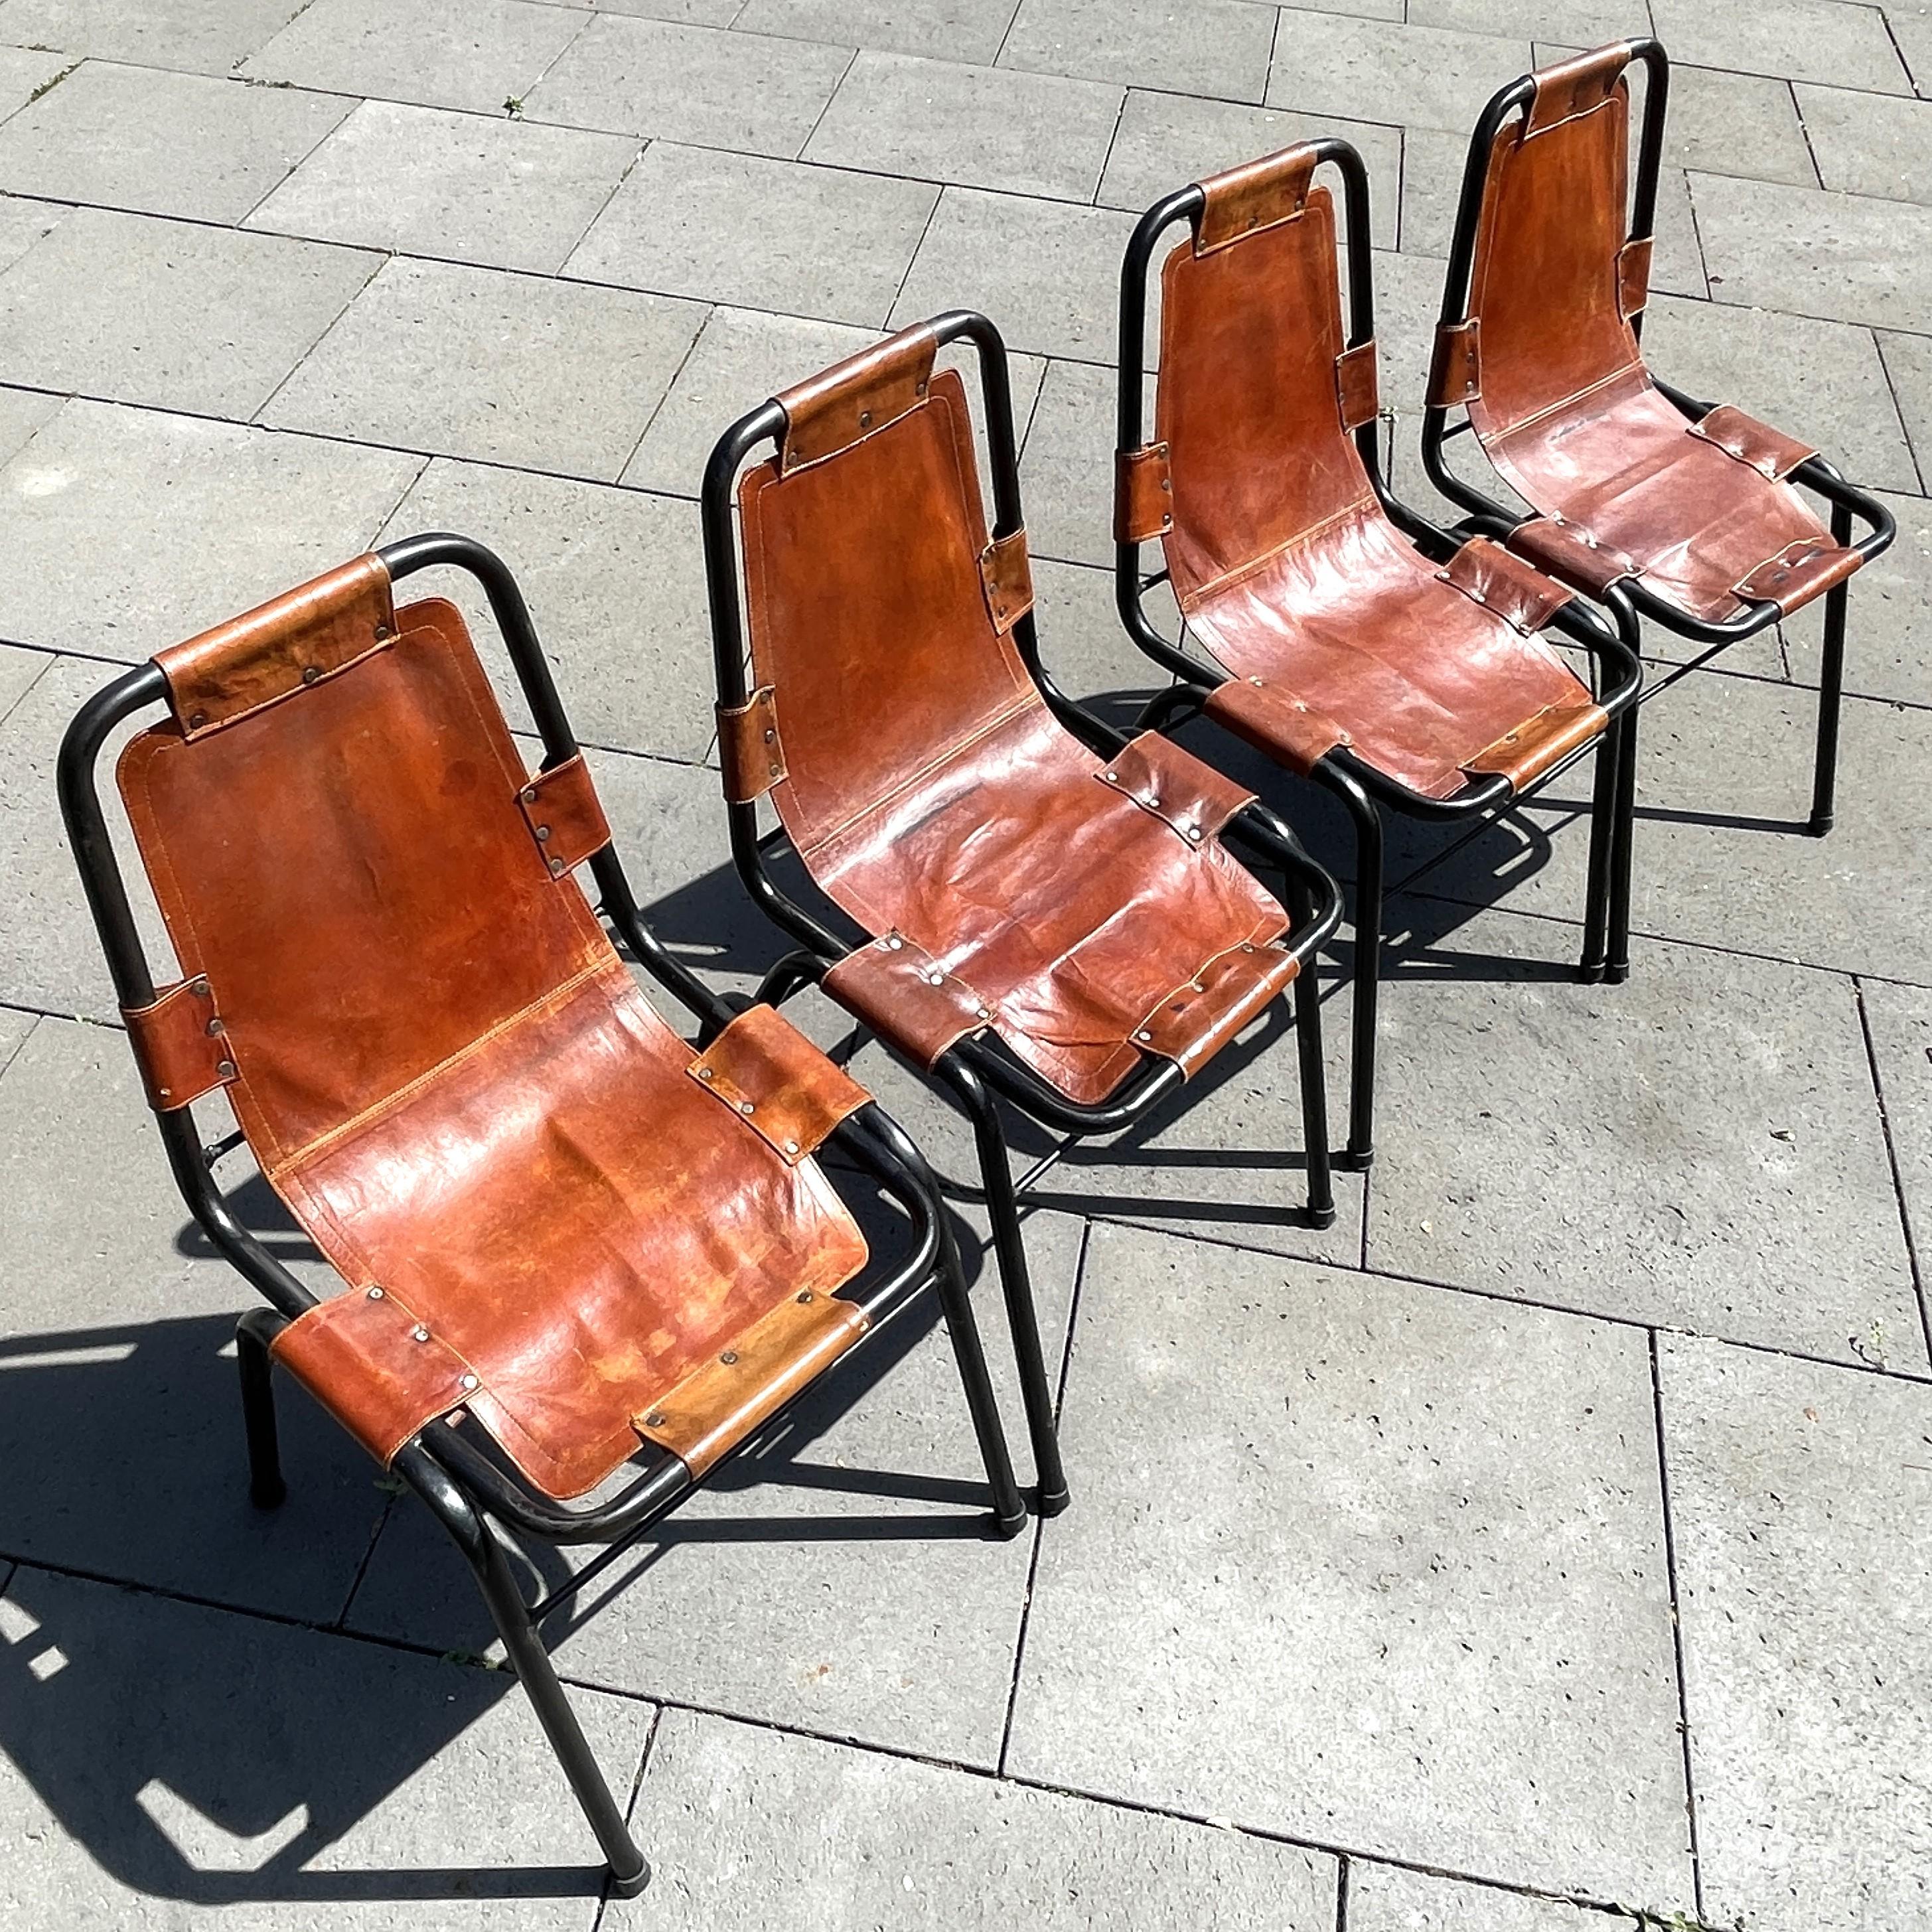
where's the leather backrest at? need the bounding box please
[1157,180,1376,607]
[117,573,616,1168]
[1463,51,1643,439]
[736,366,1039,861]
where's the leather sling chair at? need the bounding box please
[1113,139,1642,1171]
[1421,38,1894,976]
[56,534,1032,1898]
[699,310,1345,1519]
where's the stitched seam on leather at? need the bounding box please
[1179,491,1381,613]
[267,956,625,1179]
[1485,356,1647,447]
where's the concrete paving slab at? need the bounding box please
[567,142,935,329]
[1878,325,1932,486]
[0,378,55,465]
[1798,81,1932,206]
[526,15,852,159]
[1890,5,1932,96]
[1643,290,1922,496]
[1694,171,1932,333]
[1667,62,1819,188]
[1661,1335,1932,1932]
[621,305,876,495]
[1365,902,1921,1367]
[732,0,1022,62]
[1408,0,1646,35]
[1861,978,1932,1284]
[0,204,380,418]
[1019,358,1144,568]
[892,187,1138,362]
[1030,555,1169,722]
[806,50,1122,202]
[1267,14,1531,136]
[1008,1223,1692,1908]
[375,459,717,762]
[1652,0,1912,92]
[617,1706,1341,1930]
[998,0,1276,103]
[0,640,48,721]
[0,1017,390,1619]
[240,0,591,117]
[0,399,421,662]
[0,46,70,117]
[1780,489,1932,706]
[1350,1863,1631,1929]
[246,100,638,276]
[1098,90,1400,251]
[0,0,303,76]
[0,192,66,275]
[0,1564,646,1925]
[346,1207,1083,1767]
[0,62,349,224]
[260,256,705,481]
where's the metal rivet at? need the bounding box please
[1135,1029,1152,1042]
[206,1017,225,1037]
[367,1286,384,1300]
[1159,478,1171,492]
[763,727,776,743]
[915,378,928,395]
[374,622,392,642]
[548,856,565,875]
[784,1138,800,1155]
[739,1100,755,1114]
[767,763,781,777]
[796,1290,814,1303]
[975,1005,991,1020]
[535,824,551,841]
[521,785,538,804]
[460,1373,479,1391]
[1249,675,1264,686]
[301,664,321,686]
[411,1325,430,1343]
[720,1350,739,1366]
[644,1411,666,1428]
[188,710,208,729]
[926,970,944,986]
[698,1066,714,1080]
[1104,770,1118,781]
[1146,792,1160,808]
[885,935,903,950]
[216,1059,237,1078]
[859,410,872,427]
[1186,827,1203,842]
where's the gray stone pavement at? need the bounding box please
[0,0,1925,1926]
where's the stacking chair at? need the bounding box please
[1421,39,1894,956]
[1113,141,1641,1170]
[57,536,1031,1895]
[700,311,1344,1516]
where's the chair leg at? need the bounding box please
[235,1307,287,1510]
[1605,705,1638,986]
[1578,726,1617,984]
[1280,871,1336,1229]
[950,1068,1071,1517]
[400,1448,651,1899]
[929,1213,1029,1539]
[1809,504,1853,836]
[1329,777,1382,1172]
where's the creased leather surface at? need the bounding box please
[738,366,1293,1104]
[119,591,869,1498]
[1461,67,1859,621]
[1154,183,1596,799]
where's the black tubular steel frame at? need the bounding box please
[56,532,1032,1901]
[701,310,1345,1517]
[1115,140,1643,1170]
[1420,39,1894,879]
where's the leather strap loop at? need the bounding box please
[776,325,938,473]
[1734,537,1860,615]
[1524,43,1632,137]
[1203,675,1350,778]
[1617,235,1652,319]
[687,1003,869,1166]
[1335,341,1379,433]
[822,932,994,1069]
[1689,405,1817,483]
[1428,319,1481,408]
[1436,538,1573,635]
[516,753,610,877]
[1194,144,1318,254]
[717,686,786,803]
[1096,731,1254,847]
[1505,515,1641,597]
[123,976,236,1112]
[1115,443,1174,543]
[1462,700,1609,793]
[979,528,1033,634]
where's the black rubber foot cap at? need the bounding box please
[250,1481,288,1511]
[1035,1483,1071,1519]
[1307,1203,1339,1229]
[1577,961,1607,986]
[1809,815,1834,838]
[1335,1148,1373,1174]
[992,1505,1029,1540]
[609,1862,651,1900]
[1605,963,1631,986]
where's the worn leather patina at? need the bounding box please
[735,340,1298,1106]
[1446,44,1862,622]
[118,567,872,1499]
[1135,145,1605,800]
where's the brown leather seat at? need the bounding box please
[727,325,1303,1106]
[1430,40,1862,623]
[1120,143,1609,802]
[113,557,882,1501]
